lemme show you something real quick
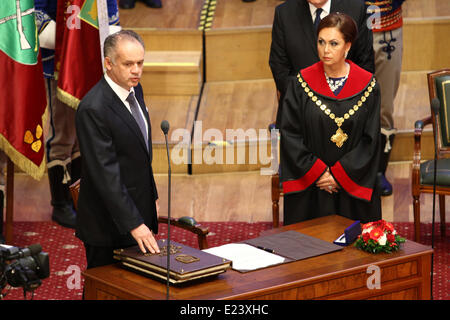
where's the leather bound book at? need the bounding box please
[113,240,231,284]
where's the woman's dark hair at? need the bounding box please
[317,12,358,44]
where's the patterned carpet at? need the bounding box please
[1,220,448,300]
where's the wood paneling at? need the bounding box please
[190,140,273,173]
[144,51,202,68]
[202,20,450,81]
[212,0,278,29]
[205,27,272,81]
[403,0,450,18]
[145,94,198,173]
[118,0,450,30]
[141,51,202,96]
[119,0,204,29]
[133,29,203,51]
[153,171,274,222]
[190,79,277,173]
[402,18,450,71]
[194,79,277,133]
[145,95,198,144]
[8,161,450,224]
[393,71,431,131]
[389,70,436,161]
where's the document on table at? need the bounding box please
[203,243,286,272]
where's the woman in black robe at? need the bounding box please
[280,12,381,224]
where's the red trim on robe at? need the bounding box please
[282,159,327,193]
[300,61,373,99]
[330,161,373,201]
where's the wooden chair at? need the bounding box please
[412,69,450,242]
[69,179,209,249]
[271,172,282,228]
[270,89,283,228]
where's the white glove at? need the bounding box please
[39,20,56,49]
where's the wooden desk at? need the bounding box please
[83,215,433,300]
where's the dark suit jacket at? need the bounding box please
[75,77,158,247]
[269,0,375,97]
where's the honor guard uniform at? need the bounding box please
[35,0,120,228]
[365,0,405,196]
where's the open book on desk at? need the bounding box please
[203,230,343,272]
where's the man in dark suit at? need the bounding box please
[75,30,160,269]
[269,0,374,125]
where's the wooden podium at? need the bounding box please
[83,215,433,300]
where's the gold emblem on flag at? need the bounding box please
[24,131,34,144]
[24,125,43,153]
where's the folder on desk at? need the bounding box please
[243,230,343,262]
[205,231,343,273]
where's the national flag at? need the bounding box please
[55,0,110,109]
[0,0,47,180]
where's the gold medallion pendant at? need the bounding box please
[331,127,348,148]
[297,74,376,149]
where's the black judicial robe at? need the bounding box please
[280,61,381,225]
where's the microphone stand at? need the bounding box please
[161,121,171,300]
[165,133,171,300]
[430,97,440,300]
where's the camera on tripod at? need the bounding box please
[0,243,50,299]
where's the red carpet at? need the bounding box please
[1,221,448,300]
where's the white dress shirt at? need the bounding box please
[308,0,331,23]
[104,73,148,140]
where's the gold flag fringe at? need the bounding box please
[0,107,48,181]
[56,87,80,110]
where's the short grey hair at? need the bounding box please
[103,29,145,62]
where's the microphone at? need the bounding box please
[160,120,171,300]
[430,97,440,300]
[161,120,170,135]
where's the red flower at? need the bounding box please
[385,222,395,233]
[362,232,370,242]
[369,228,384,241]
[387,233,395,243]
[376,220,386,230]
[362,222,375,230]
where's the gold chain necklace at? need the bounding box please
[297,74,376,148]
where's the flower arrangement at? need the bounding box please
[354,220,405,254]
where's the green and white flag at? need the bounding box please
[0,0,47,180]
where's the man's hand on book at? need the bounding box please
[130,224,160,254]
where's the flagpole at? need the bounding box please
[5,157,14,244]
